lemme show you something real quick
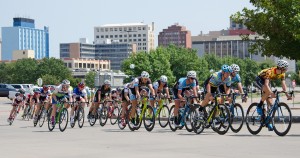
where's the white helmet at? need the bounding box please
[62,79,70,85]
[277,60,289,69]
[160,75,168,83]
[141,71,150,78]
[231,64,240,72]
[104,80,111,85]
[187,71,196,78]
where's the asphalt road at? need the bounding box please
[0,97,300,158]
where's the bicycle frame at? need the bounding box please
[154,94,168,118]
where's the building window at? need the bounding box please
[138,39,141,41]
[101,35,104,38]
[91,64,94,68]
[110,35,113,38]
[100,28,104,32]
[115,35,118,38]
[110,28,113,31]
[120,39,123,42]
[96,35,99,39]
[138,27,141,30]
[68,63,72,68]
[133,39,137,42]
[124,34,127,37]
[105,28,108,32]
[143,27,146,30]
[105,35,108,38]
[133,34,136,37]
[133,27,136,30]
[96,28,99,32]
[143,38,146,41]
[138,34,141,37]
[119,35,122,38]
[143,34,146,37]
[114,28,118,31]
[87,64,90,68]
[83,63,86,68]
[75,63,78,68]
[79,63,82,68]
[119,28,122,31]
[124,39,127,42]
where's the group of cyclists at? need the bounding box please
[6,59,293,134]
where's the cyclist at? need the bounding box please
[218,64,246,104]
[71,82,88,124]
[172,71,198,126]
[129,71,155,126]
[255,59,292,130]
[199,65,232,111]
[153,75,172,112]
[33,85,52,124]
[119,83,131,127]
[7,89,26,122]
[88,80,112,119]
[23,88,40,118]
[51,79,73,125]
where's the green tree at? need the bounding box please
[231,0,300,59]
[258,59,276,70]
[203,54,222,71]
[85,71,96,88]
[11,58,39,83]
[41,74,60,85]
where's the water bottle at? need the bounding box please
[153,107,157,115]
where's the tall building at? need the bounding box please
[158,23,192,48]
[60,39,136,70]
[94,22,155,52]
[1,17,49,60]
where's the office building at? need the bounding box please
[158,23,191,48]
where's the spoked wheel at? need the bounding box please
[78,107,85,128]
[168,105,178,132]
[211,104,231,135]
[99,106,108,127]
[117,107,126,130]
[47,108,55,131]
[272,102,292,136]
[228,103,244,133]
[246,103,263,135]
[88,109,98,126]
[191,107,205,134]
[38,110,46,127]
[127,106,140,131]
[59,108,69,132]
[143,105,155,132]
[110,106,120,125]
[158,105,170,128]
[184,105,194,132]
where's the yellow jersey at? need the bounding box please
[258,67,285,80]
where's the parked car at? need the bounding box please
[10,84,28,91]
[0,84,17,98]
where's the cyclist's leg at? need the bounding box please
[8,103,17,119]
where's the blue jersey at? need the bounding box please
[231,74,241,84]
[39,88,51,98]
[73,87,87,98]
[209,71,231,87]
[177,77,196,90]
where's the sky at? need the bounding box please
[0,0,254,58]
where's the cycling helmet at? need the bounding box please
[104,80,111,85]
[231,64,240,72]
[277,60,289,69]
[18,89,25,94]
[141,71,150,78]
[116,87,121,92]
[43,85,49,91]
[123,83,129,89]
[78,82,85,88]
[33,88,40,92]
[187,71,196,78]
[221,65,233,73]
[160,75,168,83]
[62,79,70,85]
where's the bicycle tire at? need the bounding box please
[59,108,69,132]
[38,110,46,127]
[158,105,170,128]
[168,105,178,132]
[110,106,120,125]
[78,106,85,128]
[143,105,155,132]
[191,107,205,134]
[47,108,55,131]
[229,103,244,133]
[272,102,292,136]
[99,106,108,126]
[88,112,97,126]
[127,106,139,131]
[117,107,126,130]
[246,103,263,135]
[134,105,143,130]
[211,104,231,135]
[184,105,194,132]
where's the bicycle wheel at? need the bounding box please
[229,103,244,133]
[184,105,194,132]
[78,107,85,128]
[245,103,263,135]
[88,113,97,126]
[211,104,231,135]
[272,102,292,136]
[38,110,46,127]
[47,108,55,131]
[158,105,170,128]
[127,106,139,131]
[191,107,205,134]
[134,105,143,130]
[117,107,126,130]
[168,105,178,132]
[59,108,69,132]
[110,106,120,125]
[99,106,108,126]
[143,105,155,132]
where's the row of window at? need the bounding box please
[96,26,147,32]
[96,34,147,38]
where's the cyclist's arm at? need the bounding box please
[135,86,140,97]
[177,89,183,100]
[164,87,170,99]
[124,91,130,102]
[52,93,57,102]
[148,84,155,96]
[264,79,273,94]
[281,79,291,98]
[237,82,244,94]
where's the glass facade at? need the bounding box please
[1,18,49,60]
